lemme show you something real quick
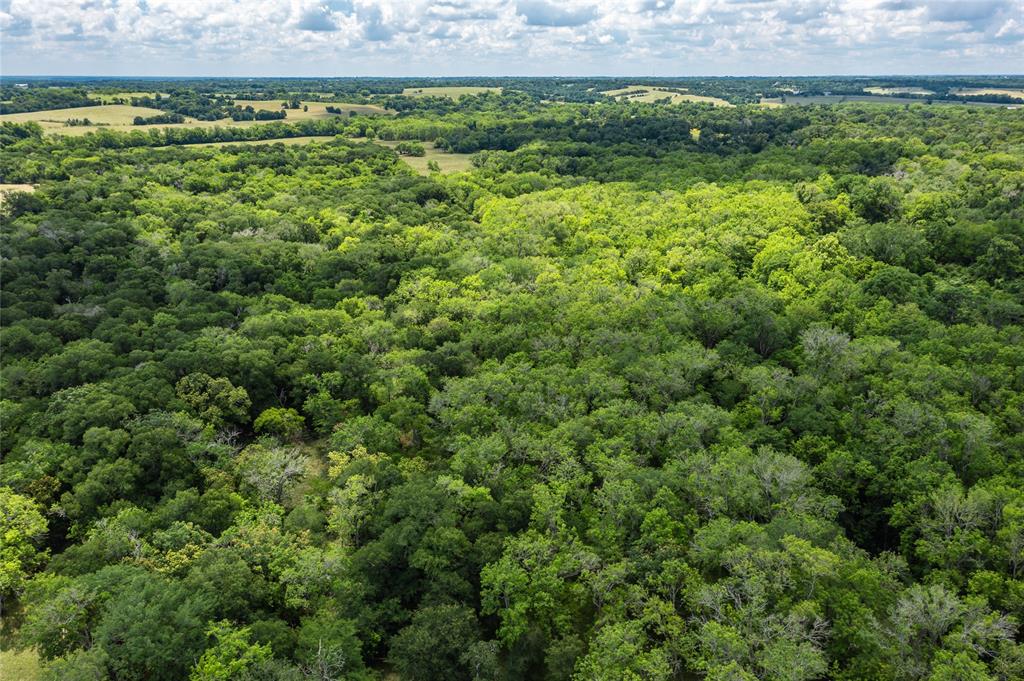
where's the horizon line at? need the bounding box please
[3,74,1024,80]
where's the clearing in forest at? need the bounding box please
[949,87,1024,100]
[232,100,392,119]
[0,104,168,131]
[374,140,475,174]
[864,86,935,95]
[0,100,393,136]
[601,85,733,107]
[0,183,36,193]
[400,86,501,98]
[88,91,168,103]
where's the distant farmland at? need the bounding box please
[0,183,36,205]
[88,91,168,103]
[950,87,1024,100]
[0,99,392,136]
[232,100,391,118]
[0,104,167,132]
[376,140,475,174]
[170,136,475,173]
[602,85,732,107]
[864,86,935,96]
[760,94,1013,107]
[401,86,501,98]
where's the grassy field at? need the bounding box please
[950,87,1024,100]
[0,183,36,193]
[233,100,391,119]
[0,99,392,137]
[602,85,733,107]
[375,140,475,174]
[760,94,1012,107]
[173,136,473,173]
[400,86,500,98]
[0,183,36,206]
[864,86,935,95]
[0,104,168,132]
[89,91,167,103]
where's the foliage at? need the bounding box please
[1,81,1023,681]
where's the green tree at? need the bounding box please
[190,621,271,681]
[176,373,251,428]
[388,604,482,681]
[254,407,305,440]
[0,488,48,605]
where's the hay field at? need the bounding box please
[0,183,36,194]
[199,136,476,174]
[759,95,1010,108]
[602,85,732,107]
[950,88,1024,100]
[0,104,168,132]
[374,140,475,174]
[89,91,167,103]
[0,183,36,205]
[400,86,501,98]
[0,100,392,137]
[864,87,934,95]
[232,100,391,119]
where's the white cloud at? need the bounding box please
[0,0,1021,75]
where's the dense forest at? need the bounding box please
[1,87,1024,681]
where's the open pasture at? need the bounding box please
[400,86,501,98]
[373,140,475,174]
[0,101,393,136]
[184,135,475,174]
[232,100,391,119]
[88,91,167,103]
[0,183,36,205]
[0,104,168,132]
[760,94,1012,107]
[864,86,934,95]
[601,85,732,107]
[950,88,1024,100]
[0,183,36,194]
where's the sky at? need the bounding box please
[1,0,1022,77]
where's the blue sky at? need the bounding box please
[1,1,1022,76]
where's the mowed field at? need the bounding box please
[168,136,474,174]
[0,104,167,132]
[373,140,475,174]
[760,94,1013,107]
[950,88,1024,100]
[0,99,393,136]
[864,86,935,95]
[0,183,36,205]
[400,86,501,98]
[232,100,391,118]
[88,91,167,103]
[0,183,36,193]
[602,85,733,107]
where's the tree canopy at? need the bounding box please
[1,82,1023,680]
